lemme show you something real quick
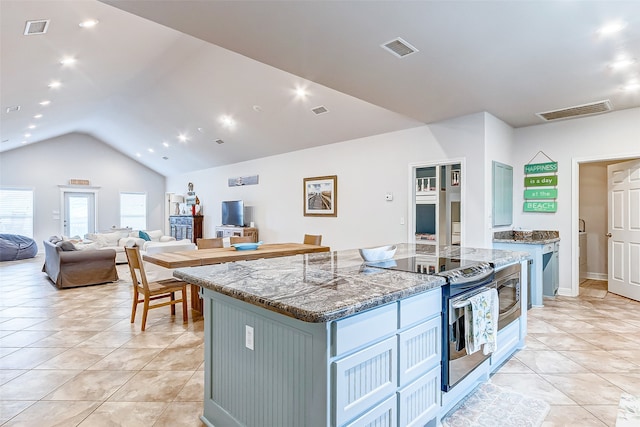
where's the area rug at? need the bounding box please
[441,382,550,427]
[616,393,640,427]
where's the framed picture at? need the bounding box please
[303,175,337,217]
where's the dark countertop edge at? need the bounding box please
[173,271,446,323]
[493,237,560,245]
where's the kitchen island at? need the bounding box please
[174,243,529,427]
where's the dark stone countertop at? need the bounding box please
[174,243,529,323]
[493,230,560,244]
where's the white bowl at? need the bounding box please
[358,245,397,262]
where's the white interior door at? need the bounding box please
[607,159,640,301]
[63,192,96,237]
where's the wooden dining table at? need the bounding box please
[143,243,331,312]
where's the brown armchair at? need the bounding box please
[42,239,118,289]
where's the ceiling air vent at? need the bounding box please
[381,37,418,58]
[215,139,224,144]
[536,100,612,122]
[24,20,50,35]
[311,106,329,115]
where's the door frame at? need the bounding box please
[58,185,100,236]
[408,158,466,247]
[571,154,640,297]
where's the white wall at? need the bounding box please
[167,113,491,251]
[0,132,166,249]
[513,107,640,295]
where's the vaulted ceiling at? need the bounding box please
[2,1,639,176]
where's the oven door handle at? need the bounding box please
[450,284,496,309]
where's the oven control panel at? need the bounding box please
[438,262,494,285]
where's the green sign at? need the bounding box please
[524,201,557,213]
[524,175,558,187]
[524,188,558,199]
[525,162,558,174]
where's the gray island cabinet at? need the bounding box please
[174,244,528,427]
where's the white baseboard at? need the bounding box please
[581,272,607,281]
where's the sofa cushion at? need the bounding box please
[138,230,151,241]
[87,232,122,247]
[146,230,164,241]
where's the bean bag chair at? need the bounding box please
[0,234,38,261]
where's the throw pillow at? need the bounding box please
[56,241,77,251]
[138,230,151,241]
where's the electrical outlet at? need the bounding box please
[245,325,254,350]
[400,217,405,225]
[385,193,393,201]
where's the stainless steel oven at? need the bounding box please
[495,263,521,330]
[366,256,521,392]
[439,263,495,392]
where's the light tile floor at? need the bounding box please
[1,257,639,426]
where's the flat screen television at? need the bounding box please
[221,200,244,226]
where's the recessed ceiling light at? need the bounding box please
[220,115,235,128]
[34,114,43,119]
[295,87,308,98]
[622,80,640,91]
[598,21,627,35]
[252,105,263,112]
[147,148,154,153]
[135,152,141,157]
[28,124,36,129]
[24,133,31,138]
[60,57,76,66]
[48,80,61,89]
[178,133,188,142]
[162,142,169,148]
[21,141,27,144]
[197,127,205,133]
[39,100,51,106]
[610,57,636,70]
[79,19,99,28]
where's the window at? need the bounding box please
[0,188,34,237]
[120,192,146,230]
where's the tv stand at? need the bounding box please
[215,226,258,242]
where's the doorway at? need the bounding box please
[409,160,464,247]
[574,156,639,299]
[61,189,97,237]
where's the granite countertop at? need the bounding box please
[174,243,529,323]
[493,230,560,244]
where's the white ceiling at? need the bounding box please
[2,1,639,176]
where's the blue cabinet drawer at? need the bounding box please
[333,336,397,426]
[342,394,397,427]
[399,288,441,329]
[397,366,441,427]
[398,316,441,387]
[332,302,397,357]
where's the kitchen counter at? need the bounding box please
[493,229,560,244]
[180,243,529,427]
[174,243,529,323]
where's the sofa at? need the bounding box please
[42,238,118,288]
[83,229,194,263]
